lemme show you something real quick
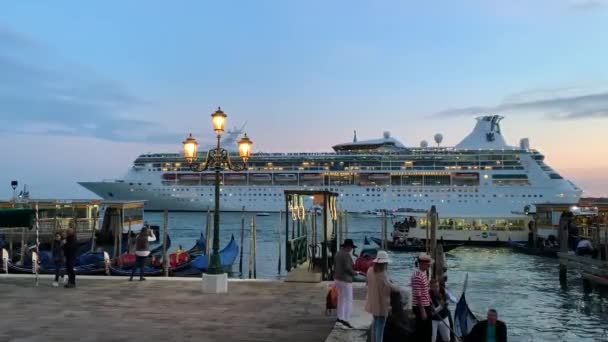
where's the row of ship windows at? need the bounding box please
[146,191,543,199]
[167,197,532,205]
[132,187,517,194]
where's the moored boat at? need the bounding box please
[191,235,238,272]
[508,241,559,258]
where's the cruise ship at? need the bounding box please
[79,116,582,226]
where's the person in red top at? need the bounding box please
[410,252,433,342]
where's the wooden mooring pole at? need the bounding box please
[162,210,169,277]
[205,209,211,261]
[19,228,26,263]
[278,210,282,275]
[559,214,569,284]
[249,216,257,279]
[381,211,388,250]
[239,208,245,277]
[343,210,348,240]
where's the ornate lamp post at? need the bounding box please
[182,107,252,275]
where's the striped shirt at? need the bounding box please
[410,269,431,307]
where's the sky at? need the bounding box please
[0,0,607,198]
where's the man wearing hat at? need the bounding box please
[411,253,434,341]
[334,239,357,328]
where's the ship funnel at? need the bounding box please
[520,138,530,150]
[455,115,514,150]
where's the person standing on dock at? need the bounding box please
[130,227,155,281]
[334,238,357,328]
[429,279,451,342]
[365,250,400,342]
[411,253,433,342]
[63,229,77,288]
[51,232,65,287]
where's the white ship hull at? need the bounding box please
[79,179,581,215]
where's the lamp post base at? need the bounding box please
[202,273,228,294]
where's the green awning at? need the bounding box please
[0,208,35,228]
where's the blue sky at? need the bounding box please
[1,0,607,197]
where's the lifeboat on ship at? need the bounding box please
[300,173,322,180]
[452,172,479,180]
[250,174,271,182]
[201,173,216,181]
[274,173,297,182]
[367,173,390,181]
[225,173,247,181]
[162,173,177,181]
[179,173,200,181]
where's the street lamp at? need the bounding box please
[182,107,252,275]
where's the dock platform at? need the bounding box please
[0,276,335,342]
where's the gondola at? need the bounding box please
[168,233,206,273]
[370,237,463,252]
[454,274,478,339]
[191,235,238,272]
[6,238,109,275]
[108,235,172,277]
[508,241,559,258]
[7,250,108,275]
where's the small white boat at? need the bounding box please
[360,210,394,218]
[256,212,271,217]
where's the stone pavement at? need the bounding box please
[0,277,335,342]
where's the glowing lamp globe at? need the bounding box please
[238,134,253,161]
[182,133,198,162]
[211,107,227,133]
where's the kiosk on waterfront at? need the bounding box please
[284,190,338,281]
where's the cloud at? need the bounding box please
[0,25,182,143]
[569,0,608,10]
[434,87,608,120]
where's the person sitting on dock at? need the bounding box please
[466,309,507,342]
[334,239,357,328]
[576,239,594,257]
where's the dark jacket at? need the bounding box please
[430,290,450,320]
[466,320,507,342]
[52,240,64,262]
[63,235,77,261]
[333,249,355,282]
[135,233,150,252]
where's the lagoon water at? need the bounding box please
[145,211,608,342]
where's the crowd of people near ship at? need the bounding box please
[331,238,508,342]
